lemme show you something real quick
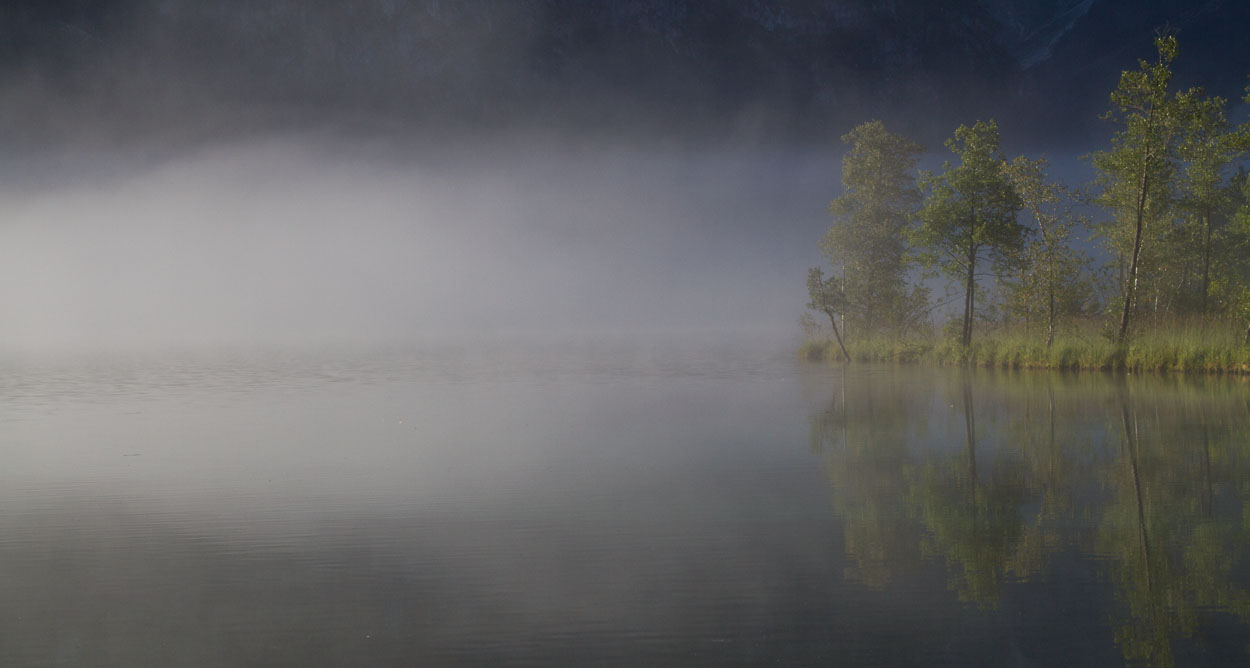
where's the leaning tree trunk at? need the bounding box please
[825,310,851,363]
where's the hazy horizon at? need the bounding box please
[2,1,1245,353]
[0,131,850,353]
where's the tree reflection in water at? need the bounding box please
[808,367,1250,667]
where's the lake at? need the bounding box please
[2,342,1248,667]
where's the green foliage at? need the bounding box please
[1085,35,1245,343]
[797,311,824,340]
[912,120,1024,347]
[1000,157,1096,346]
[822,121,928,338]
[801,36,1250,364]
[1171,94,1246,316]
[797,338,831,361]
[1216,172,1250,339]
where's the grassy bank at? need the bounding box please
[800,321,1250,374]
[799,337,932,364]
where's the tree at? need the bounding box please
[822,120,927,337]
[806,267,850,361]
[1089,35,1202,343]
[912,120,1024,347]
[1001,156,1094,346]
[1224,170,1250,343]
[1173,93,1244,316]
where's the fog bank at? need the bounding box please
[0,136,836,352]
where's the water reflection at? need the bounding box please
[810,368,1250,667]
[7,347,1250,665]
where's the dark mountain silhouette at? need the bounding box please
[1,1,1246,147]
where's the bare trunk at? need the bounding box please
[825,310,851,363]
[1040,207,1057,349]
[1201,209,1212,315]
[1117,158,1152,345]
[812,273,851,363]
[1046,284,1056,348]
[963,239,977,347]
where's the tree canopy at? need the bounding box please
[912,120,1023,347]
[805,34,1250,358]
[822,120,927,338]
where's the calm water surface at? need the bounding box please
[2,342,1249,667]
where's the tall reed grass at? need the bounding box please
[799,318,1250,374]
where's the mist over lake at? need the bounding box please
[0,136,845,352]
[5,2,1250,666]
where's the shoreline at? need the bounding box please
[798,330,1250,375]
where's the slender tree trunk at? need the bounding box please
[825,310,851,363]
[1201,209,1212,315]
[861,294,871,339]
[1118,160,1151,345]
[1046,283,1056,349]
[1039,210,1057,348]
[841,270,851,341]
[963,240,977,347]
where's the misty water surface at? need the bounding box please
[2,344,1249,667]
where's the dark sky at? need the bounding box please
[0,1,1246,350]
[3,0,1247,149]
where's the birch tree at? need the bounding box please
[912,120,1024,347]
[1089,35,1199,343]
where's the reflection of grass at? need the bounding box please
[799,319,1250,373]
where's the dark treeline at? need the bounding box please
[805,36,1250,367]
